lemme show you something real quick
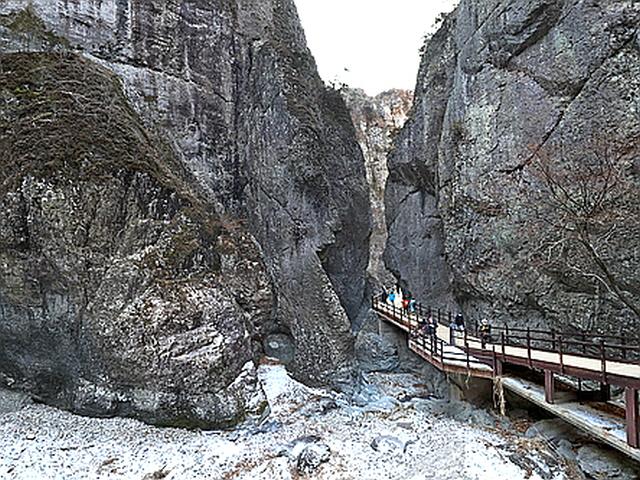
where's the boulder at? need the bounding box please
[370,435,406,454]
[296,442,331,475]
[525,419,589,445]
[0,53,270,429]
[0,388,32,416]
[576,444,640,480]
[355,332,400,373]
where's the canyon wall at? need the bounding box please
[343,88,412,289]
[0,0,371,426]
[386,0,640,338]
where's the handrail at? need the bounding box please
[372,294,640,368]
[489,324,637,345]
[408,326,488,370]
[373,296,491,371]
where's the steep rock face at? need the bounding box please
[0,0,371,423]
[0,53,271,428]
[386,0,640,337]
[343,88,413,289]
[385,16,459,310]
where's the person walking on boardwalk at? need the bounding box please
[387,289,395,305]
[454,312,465,331]
[394,288,404,310]
[479,319,492,348]
[426,314,437,337]
[402,297,410,311]
[416,318,429,337]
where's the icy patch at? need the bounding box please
[462,439,558,480]
[257,362,327,417]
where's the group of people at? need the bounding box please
[382,285,493,348]
[385,285,416,313]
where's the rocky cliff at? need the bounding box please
[343,88,412,289]
[0,0,371,426]
[386,0,640,339]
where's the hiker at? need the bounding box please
[394,288,404,310]
[415,319,428,337]
[402,297,410,311]
[449,317,458,345]
[454,312,465,331]
[479,319,492,348]
[426,315,437,336]
[387,289,395,305]
[409,298,416,314]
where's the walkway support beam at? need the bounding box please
[600,383,611,402]
[626,387,639,448]
[544,370,555,404]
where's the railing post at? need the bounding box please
[505,324,509,344]
[431,331,435,356]
[465,332,470,370]
[440,339,444,366]
[622,336,627,361]
[582,333,587,356]
[558,335,564,374]
[492,346,497,373]
[550,328,556,351]
[600,383,611,402]
[527,327,532,367]
[501,331,505,357]
[626,387,639,448]
[545,370,555,404]
[601,339,607,384]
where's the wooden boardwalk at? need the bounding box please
[372,295,640,461]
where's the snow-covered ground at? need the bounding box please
[0,363,570,480]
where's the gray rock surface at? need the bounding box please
[370,435,408,454]
[343,88,413,289]
[295,442,331,475]
[525,419,590,445]
[385,0,640,337]
[355,332,400,373]
[576,444,639,480]
[0,388,31,416]
[0,53,270,428]
[0,0,371,425]
[416,398,505,429]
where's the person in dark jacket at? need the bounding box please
[454,312,465,331]
[479,319,492,348]
[426,315,437,336]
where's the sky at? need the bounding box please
[295,0,459,96]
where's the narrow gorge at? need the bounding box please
[0,0,639,479]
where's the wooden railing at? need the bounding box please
[372,294,640,369]
[372,296,490,371]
